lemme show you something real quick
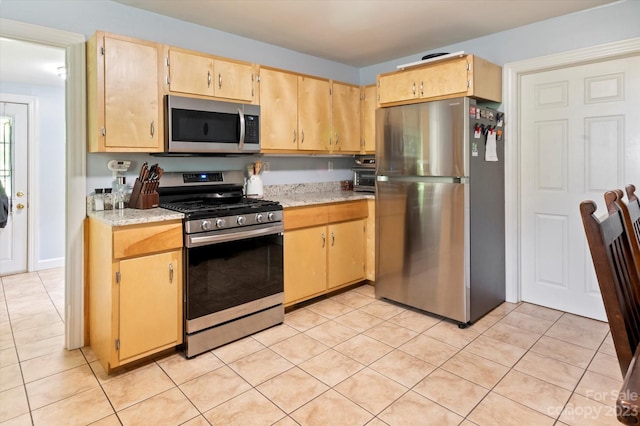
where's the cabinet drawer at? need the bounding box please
[328,200,368,223]
[113,221,182,259]
[283,205,329,231]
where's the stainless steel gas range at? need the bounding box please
[158,170,284,358]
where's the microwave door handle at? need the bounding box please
[238,108,245,151]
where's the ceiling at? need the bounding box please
[115,0,616,67]
[0,37,65,87]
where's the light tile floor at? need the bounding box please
[0,268,622,425]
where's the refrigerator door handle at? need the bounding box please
[377,175,468,184]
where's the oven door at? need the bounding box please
[184,222,284,333]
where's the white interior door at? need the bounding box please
[0,101,28,275]
[520,55,640,320]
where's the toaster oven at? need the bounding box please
[353,156,376,193]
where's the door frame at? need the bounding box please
[0,94,37,274]
[0,18,86,350]
[503,37,640,304]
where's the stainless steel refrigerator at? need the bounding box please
[375,97,505,325]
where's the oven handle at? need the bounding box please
[186,222,284,248]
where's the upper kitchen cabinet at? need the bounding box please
[360,84,376,153]
[87,32,163,152]
[331,81,361,153]
[260,67,331,153]
[377,55,502,106]
[164,47,257,103]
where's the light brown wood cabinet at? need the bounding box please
[88,219,183,374]
[365,199,376,281]
[283,201,368,306]
[260,67,331,153]
[87,32,163,152]
[360,84,377,154]
[377,55,502,106]
[165,47,257,103]
[331,82,361,153]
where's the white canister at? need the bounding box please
[246,174,264,198]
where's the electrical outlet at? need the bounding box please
[328,160,333,171]
[262,161,270,173]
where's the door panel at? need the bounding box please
[0,102,28,275]
[119,250,180,360]
[520,55,640,320]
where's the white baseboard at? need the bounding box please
[37,257,65,271]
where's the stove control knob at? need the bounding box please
[237,216,246,226]
[267,212,276,221]
[256,214,264,223]
[201,220,212,231]
[215,218,226,229]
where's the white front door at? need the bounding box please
[0,101,29,275]
[519,54,640,321]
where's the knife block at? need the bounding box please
[128,178,159,209]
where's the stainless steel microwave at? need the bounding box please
[165,95,260,154]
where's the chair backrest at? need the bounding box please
[580,199,640,375]
[605,187,640,272]
[624,184,640,248]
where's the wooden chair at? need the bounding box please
[581,192,640,425]
[605,186,640,270]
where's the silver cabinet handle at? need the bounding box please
[150,120,155,138]
[412,82,416,95]
[218,73,222,89]
[331,232,335,246]
[420,81,424,96]
[207,70,211,88]
[169,263,174,283]
[293,129,297,143]
[321,233,325,248]
[335,132,339,145]
[301,130,305,143]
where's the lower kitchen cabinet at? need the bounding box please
[283,200,368,306]
[88,218,183,374]
[327,220,365,288]
[284,225,327,303]
[365,199,376,281]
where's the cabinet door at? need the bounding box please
[361,85,376,153]
[213,60,254,102]
[103,36,160,150]
[168,50,214,96]
[419,57,468,99]
[377,69,420,105]
[365,200,376,281]
[260,68,299,150]
[298,76,331,151]
[118,250,181,361]
[328,220,365,289]
[284,226,327,304]
[332,82,361,153]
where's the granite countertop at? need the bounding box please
[262,181,374,208]
[86,182,374,225]
[87,207,184,227]
[269,190,374,208]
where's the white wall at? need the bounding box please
[360,0,640,83]
[0,82,65,268]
